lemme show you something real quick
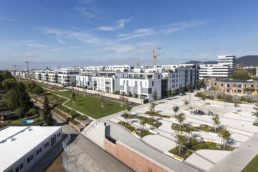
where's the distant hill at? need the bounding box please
[184,60,217,65]
[185,55,258,67]
[236,55,258,67]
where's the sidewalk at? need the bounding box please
[209,132,258,172]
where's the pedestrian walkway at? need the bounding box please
[209,132,258,172]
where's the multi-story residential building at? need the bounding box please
[199,64,230,79]
[57,67,80,86]
[13,63,198,101]
[48,70,58,83]
[104,65,133,72]
[208,79,258,95]
[119,72,162,101]
[41,70,49,81]
[92,71,119,93]
[83,66,104,72]
[218,55,236,73]
[199,55,236,80]
[34,70,42,80]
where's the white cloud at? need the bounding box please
[97,18,131,31]
[245,37,257,44]
[79,0,95,4]
[11,40,46,48]
[0,16,16,22]
[118,28,155,40]
[162,19,210,34]
[74,6,95,18]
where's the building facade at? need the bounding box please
[0,126,62,172]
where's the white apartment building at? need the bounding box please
[104,65,132,72]
[199,55,236,80]
[0,126,62,172]
[41,70,49,81]
[119,72,162,101]
[83,66,104,72]
[58,67,80,86]
[199,64,230,79]
[218,55,236,72]
[92,72,119,93]
[48,70,58,83]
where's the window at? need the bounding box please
[15,167,19,172]
[20,163,23,169]
[27,157,30,164]
[221,84,223,86]
[158,75,160,79]
[238,90,241,93]
[152,81,154,86]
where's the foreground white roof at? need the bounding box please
[0,126,61,171]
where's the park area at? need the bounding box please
[109,91,258,171]
[39,84,130,119]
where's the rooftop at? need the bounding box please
[0,126,61,171]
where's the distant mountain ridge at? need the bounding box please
[185,55,258,67]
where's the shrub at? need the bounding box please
[195,92,205,98]
[28,107,38,116]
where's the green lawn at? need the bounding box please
[242,154,258,172]
[46,90,129,119]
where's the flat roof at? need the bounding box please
[0,126,61,171]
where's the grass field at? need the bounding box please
[242,154,258,172]
[45,89,129,119]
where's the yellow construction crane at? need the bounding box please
[139,46,161,66]
[127,59,144,69]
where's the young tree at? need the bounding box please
[100,96,104,108]
[185,126,192,142]
[140,118,146,129]
[149,103,156,122]
[194,82,198,90]
[152,89,158,101]
[167,88,173,97]
[175,134,186,156]
[43,96,52,125]
[252,103,258,124]
[173,105,179,116]
[234,102,239,112]
[71,92,76,108]
[187,84,192,92]
[176,113,186,131]
[120,96,124,107]
[212,114,220,132]
[179,85,183,95]
[127,106,132,114]
[219,128,231,149]
[123,112,129,122]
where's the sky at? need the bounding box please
[1,0,258,69]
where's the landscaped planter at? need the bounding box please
[74,117,87,127]
[164,151,184,162]
[68,121,82,132]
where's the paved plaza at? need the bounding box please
[108,91,258,171]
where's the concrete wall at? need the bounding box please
[104,139,169,172]
[70,86,144,104]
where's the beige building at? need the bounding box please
[208,79,258,95]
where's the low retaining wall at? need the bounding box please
[104,139,169,172]
[70,86,144,104]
